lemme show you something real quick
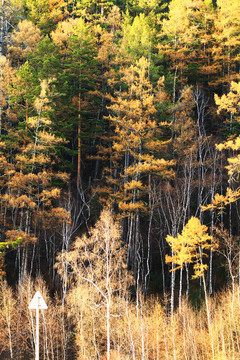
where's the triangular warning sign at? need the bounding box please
[28,291,48,310]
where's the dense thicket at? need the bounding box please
[1,0,240,359]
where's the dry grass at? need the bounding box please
[1,279,240,359]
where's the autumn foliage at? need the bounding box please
[1,0,240,359]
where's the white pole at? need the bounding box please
[29,291,47,360]
[36,296,39,360]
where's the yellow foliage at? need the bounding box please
[99,55,174,218]
[126,159,175,177]
[205,81,240,212]
[112,142,124,152]
[35,171,50,186]
[5,230,37,244]
[54,171,69,183]
[24,173,39,183]
[162,0,189,37]
[48,0,66,21]
[124,180,146,191]
[15,154,31,165]
[216,142,226,152]
[39,188,61,204]
[118,201,146,212]
[215,81,240,118]
[51,207,71,224]
[27,116,51,128]
[7,172,29,190]
[51,17,90,48]
[2,194,36,209]
[97,32,115,63]
[0,155,8,169]
[192,263,208,279]
[38,131,64,145]
[8,20,43,63]
[216,137,240,152]
[122,14,153,57]
[166,217,215,278]
[31,153,51,165]
[202,187,240,211]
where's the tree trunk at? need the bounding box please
[0,0,5,136]
[0,0,5,58]
[77,92,81,189]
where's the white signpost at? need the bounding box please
[29,291,48,360]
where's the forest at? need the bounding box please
[1,0,240,359]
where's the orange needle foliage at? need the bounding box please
[99,56,174,215]
[203,81,240,212]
